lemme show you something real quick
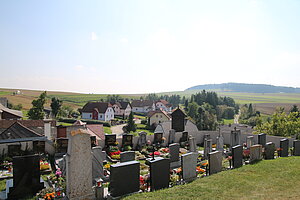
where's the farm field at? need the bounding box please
[1,88,300,115]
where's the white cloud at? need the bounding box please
[120,37,128,44]
[91,32,98,40]
[74,65,85,71]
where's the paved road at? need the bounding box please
[111,124,126,137]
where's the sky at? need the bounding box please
[1,0,300,94]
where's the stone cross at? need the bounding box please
[66,127,94,199]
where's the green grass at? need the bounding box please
[104,126,112,134]
[0,91,10,96]
[57,122,73,126]
[0,179,5,191]
[126,157,300,200]
[222,119,234,125]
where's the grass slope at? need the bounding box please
[126,157,300,200]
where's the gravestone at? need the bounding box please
[216,135,224,152]
[246,136,254,149]
[66,127,94,199]
[293,140,300,156]
[204,133,210,141]
[122,134,133,147]
[188,136,197,152]
[137,131,147,149]
[105,134,117,147]
[6,154,44,199]
[232,145,243,168]
[208,151,223,175]
[181,131,189,142]
[169,143,180,162]
[168,129,176,144]
[109,161,140,197]
[204,139,212,159]
[120,151,135,163]
[146,157,170,191]
[280,139,289,157]
[265,142,275,159]
[181,152,198,182]
[92,146,106,184]
[230,127,241,147]
[258,133,267,147]
[154,132,163,144]
[250,144,263,163]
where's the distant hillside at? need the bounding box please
[186,83,300,93]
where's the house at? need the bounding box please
[155,100,172,112]
[112,102,132,118]
[131,100,155,113]
[0,103,23,120]
[148,108,172,127]
[81,102,114,121]
[0,122,54,156]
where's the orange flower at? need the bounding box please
[201,162,208,166]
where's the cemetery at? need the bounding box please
[0,115,300,199]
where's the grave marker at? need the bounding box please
[120,151,135,163]
[208,151,223,175]
[92,146,105,184]
[169,129,176,144]
[265,142,275,159]
[109,161,140,197]
[280,139,289,157]
[246,136,254,149]
[230,127,241,147]
[181,152,198,182]
[250,144,262,163]
[232,145,243,168]
[146,157,170,191]
[105,134,117,147]
[188,136,197,152]
[293,140,300,156]
[258,133,266,147]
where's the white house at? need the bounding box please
[131,100,155,113]
[148,108,172,127]
[81,102,114,121]
[155,100,172,112]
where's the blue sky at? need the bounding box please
[1,0,300,94]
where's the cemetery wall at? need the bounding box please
[0,141,33,155]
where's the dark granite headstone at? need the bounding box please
[171,107,186,132]
[169,143,180,162]
[120,151,135,163]
[105,134,116,146]
[293,140,300,156]
[7,154,44,199]
[122,134,133,147]
[280,139,289,157]
[168,129,176,144]
[110,161,140,197]
[265,142,275,159]
[258,133,266,147]
[146,157,170,191]
[180,131,188,142]
[232,145,243,168]
[154,132,163,144]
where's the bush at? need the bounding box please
[58,118,111,127]
[141,119,147,125]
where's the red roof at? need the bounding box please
[86,124,105,140]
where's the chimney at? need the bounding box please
[44,120,52,140]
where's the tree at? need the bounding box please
[125,112,136,132]
[28,91,47,120]
[50,97,62,118]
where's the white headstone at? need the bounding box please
[66,127,94,200]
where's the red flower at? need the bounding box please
[150,151,160,156]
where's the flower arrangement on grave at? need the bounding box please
[135,151,146,160]
[139,174,150,191]
[196,166,206,174]
[212,144,216,148]
[124,145,132,151]
[201,161,208,167]
[149,151,160,156]
[37,187,55,199]
[243,149,250,159]
[159,148,169,153]
[170,170,180,186]
[104,163,111,170]
[0,160,12,170]
[108,145,121,160]
[40,160,50,171]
